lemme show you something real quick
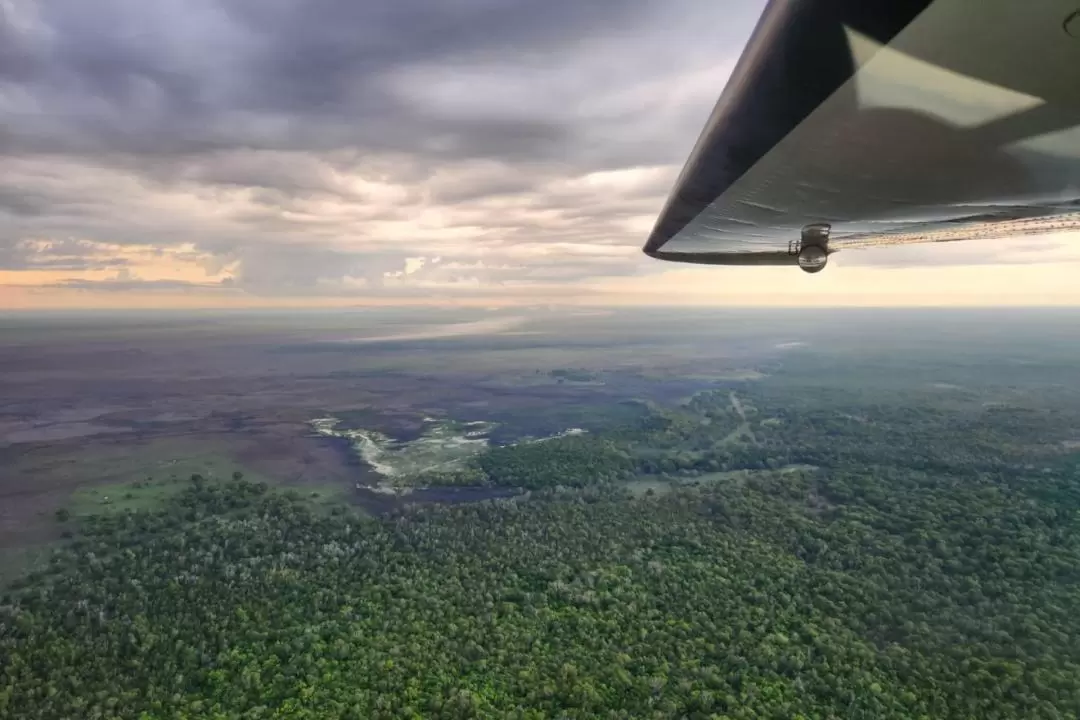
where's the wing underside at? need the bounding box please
[645,0,1080,267]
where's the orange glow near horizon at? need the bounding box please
[4,231,1080,311]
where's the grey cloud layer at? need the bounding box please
[2,0,754,162]
[1,0,768,296]
[0,237,128,270]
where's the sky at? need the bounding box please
[2,0,1079,310]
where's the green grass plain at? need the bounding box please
[2,439,354,585]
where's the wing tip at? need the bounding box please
[642,226,673,256]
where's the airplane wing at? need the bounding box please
[644,0,1080,272]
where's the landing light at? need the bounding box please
[798,245,828,274]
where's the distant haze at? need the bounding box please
[341,317,530,343]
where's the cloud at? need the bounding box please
[5,0,1079,310]
[0,236,140,270]
[1,0,755,163]
[836,234,1080,269]
[46,277,234,293]
[18,0,1075,307]
[0,0,773,304]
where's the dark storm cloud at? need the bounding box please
[1,0,757,165]
[226,0,647,103]
[2,0,638,160]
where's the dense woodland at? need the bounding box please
[4,361,1080,718]
[414,384,1074,490]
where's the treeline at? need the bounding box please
[436,386,1079,490]
[3,468,1079,719]
[409,394,750,489]
[410,435,635,490]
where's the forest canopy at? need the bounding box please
[2,460,1079,719]
[5,352,1080,719]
